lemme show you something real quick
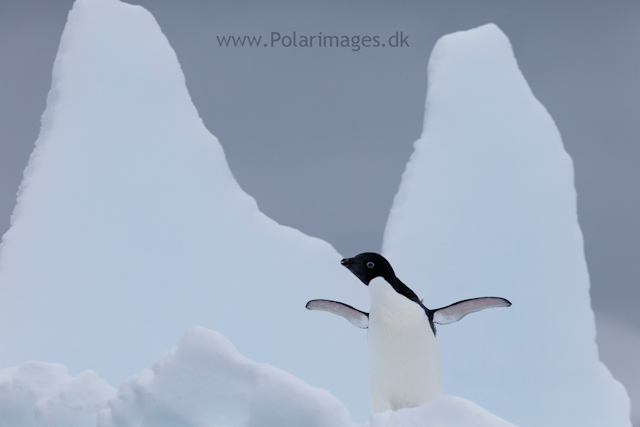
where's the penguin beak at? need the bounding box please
[340,257,369,286]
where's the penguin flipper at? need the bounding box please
[306,299,369,329]
[433,297,511,325]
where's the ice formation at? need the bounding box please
[597,314,640,425]
[0,0,368,418]
[382,23,631,426]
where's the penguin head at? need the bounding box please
[340,252,395,285]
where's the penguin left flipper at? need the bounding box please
[306,299,369,329]
[433,297,511,325]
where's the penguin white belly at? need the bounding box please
[367,277,442,413]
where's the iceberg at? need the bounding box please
[0,0,368,418]
[382,23,631,426]
[597,314,640,425]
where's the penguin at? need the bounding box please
[306,252,511,413]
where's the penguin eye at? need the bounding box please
[366,262,375,268]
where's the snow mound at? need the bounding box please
[383,23,631,426]
[0,361,115,427]
[98,327,516,427]
[367,395,516,427]
[0,328,515,427]
[98,326,355,427]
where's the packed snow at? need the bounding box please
[0,327,514,427]
[97,327,356,427]
[0,0,631,425]
[383,23,631,426]
[0,362,115,427]
[99,327,515,427]
[366,395,516,427]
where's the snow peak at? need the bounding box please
[215,32,409,51]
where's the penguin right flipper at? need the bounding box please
[432,297,511,325]
[306,299,369,329]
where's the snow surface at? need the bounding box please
[0,327,515,427]
[0,361,115,427]
[366,395,516,427]
[0,0,631,425]
[97,327,356,427]
[383,23,631,426]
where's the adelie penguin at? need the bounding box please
[306,252,511,414]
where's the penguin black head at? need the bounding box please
[340,252,395,285]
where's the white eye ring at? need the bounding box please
[366,262,375,268]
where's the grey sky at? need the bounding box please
[1,0,638,422]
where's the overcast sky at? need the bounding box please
[1,0,638,421]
